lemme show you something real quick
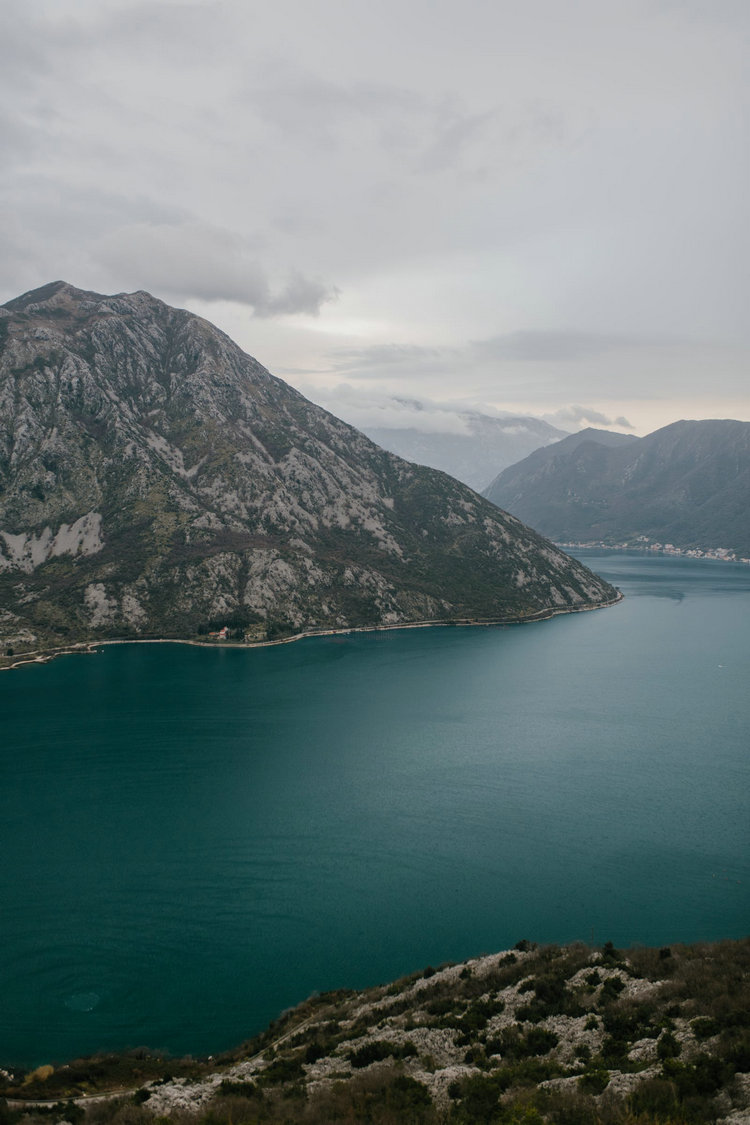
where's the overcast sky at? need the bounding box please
[2,0,748,436]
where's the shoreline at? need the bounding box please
[0,591,623,673]
[561,541,750,564]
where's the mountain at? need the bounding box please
[484,422,750,556]
[483,427,639,504]
[0,283,618,651]
[360,406,568,492]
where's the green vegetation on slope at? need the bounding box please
[3,938,749,1124]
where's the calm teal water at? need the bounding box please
[1,553,748,1066]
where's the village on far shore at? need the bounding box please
[558,538,750,565]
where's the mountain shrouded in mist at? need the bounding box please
[358,405,568,492]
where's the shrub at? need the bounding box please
[486,1028,559,1060]
[599,976,625,1002]
[426,996,463,1017]
[598,1035,630,1068]
[657,1030,681,1059]
[257,1055,304,1086]
[578,1069,610,1094]
[602,998,658,1041]
[388,1074,432,1111]
[348,1039,417,1068]
[463,1045,487,1067]
[304,1042,327,1064]
[628,1077,680,1119]
[217,1079,258,1097]
[691,1016,719,1040]
[449,1073,504,1122]
[516,973,584,1022]
[501,1102,545,1125]
[534,1087,600,1125]
[662,1053,731,1097]
[495,1058,561,1088]
[202,1092,266,1124]
[726,1029,750,1073]
[304,1068,436,1124]
[452,999,506,1042]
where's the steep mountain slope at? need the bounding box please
[361,407,567,492]
[484,428,639,497]
[484,422,750,556]
[0,283,618,650]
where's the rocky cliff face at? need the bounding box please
[0,283,617,649]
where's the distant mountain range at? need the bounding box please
[484,421,750,557]
[0,283,618,652]
[360,407,567,492]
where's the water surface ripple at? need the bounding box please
[1,553,748,1065]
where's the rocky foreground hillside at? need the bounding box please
[484,422,750,558]
[0,283,618,653]
[4,939,749,1124]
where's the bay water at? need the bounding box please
[1,552,748,1066]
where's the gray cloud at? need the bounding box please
[93,222,337,316]
[471,331,671,364]
[93,221,269,305]
[306,385,475,436]
[658,0,749,24]
[542,405,635,430]
[0,16,49,83]
[321,331,699,400]
[331,333,665,375]
[329,344,447,371]
[1,0,748,430]
[415,103,497,174]
[244,76,419,147]
[0,110,33,161]
[255,273,340,319]
[243,72,499,180]
[97,2,227,56]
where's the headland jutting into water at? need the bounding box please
[0,590,623,673]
